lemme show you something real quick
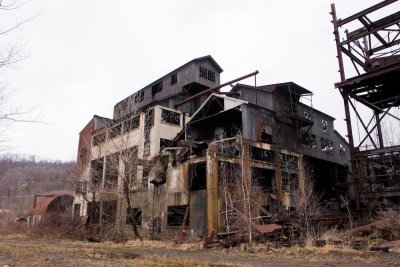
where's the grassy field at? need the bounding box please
[0,234,399,266]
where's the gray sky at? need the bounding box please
[2,0,399,161]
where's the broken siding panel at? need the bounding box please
[241,105,276,143]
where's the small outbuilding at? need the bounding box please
[27,192,74,227]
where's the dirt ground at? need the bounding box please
[0,234,400,267]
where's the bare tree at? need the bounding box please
[294,162,321,244]
[0,0,38,149]
[73,100,160,240]
[216,129,258,243]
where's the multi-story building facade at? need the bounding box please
[73,56,351,239]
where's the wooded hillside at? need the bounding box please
[0,154,74,196]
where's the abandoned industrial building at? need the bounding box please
[73,55,354,240]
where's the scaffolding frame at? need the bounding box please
[331,0,400,211]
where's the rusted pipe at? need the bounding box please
[175,70,259,108]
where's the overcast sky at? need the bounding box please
[1,0,399,162]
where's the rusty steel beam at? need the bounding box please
[175,70,259,108]
[331,3,346,82]
[342,11,400,46]
[347,98,378,149]
[337,0,398,27]
[357,99,396,148]
[348,92,400,121]
[370,38,400,54]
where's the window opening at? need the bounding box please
[102,201,117,224]
[160,138,171,151]
[251,167,274,192]
[151,81,163,95]
[189,162,206,191]
[218,161,241,184]
[339,144,346,159]
[171,73,177,85]
[321,138,334,154]
[250,146,274,162]
[199,66,216,82]
[87,202,100,224]
[322,119,329,133]
[108,123,122,139]
[167,205,188,226]
[161,109,180,125]
[124,116,140,132]
[301,132,317,149]
[91,158,104,189]
[280,154,298,169]
[105,153,119,189]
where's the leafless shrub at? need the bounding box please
[376,208,400,240]
[292,164,321,244]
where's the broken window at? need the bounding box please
[251,167,274,192]
[199,66,207,79]
[301,131,317,149]
[260,129,272,144]
[282,171,298,191]
[171,73,177,85]
[218,161,241,184]
[280,154,298,170]
[91,158,104,188]
[167,205,188,227]
[145,108,154,127]
[124,116,140,133]
[108,123,122,139]
[143,141,150,156]
[143,109,154,157]
[216,139,241,157]
[304,111,313,121]
[134,90,144,103]
[321,138,334,154]
[339,144,345,159]
[199,66,216,82]
[250,146,274,163]
[105,153,119,189]
[151,81,163,95]
[74,181,88,194]
[189,162,206,191]
[322,119,329,133]
[127,208,142,226]
[139,166,149,190]
[87,202,100,224]
[160,138,171,150]
[102,201,117,224]
[161,109,180,126]
[92,132,106,146]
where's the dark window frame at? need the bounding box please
[91,158,104,188]
[161,108,180,126]
[151,81,163,95]
[171,73,177,85]
[167,205,188,227]
[321,137,334,154]
[124,116,140,133]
